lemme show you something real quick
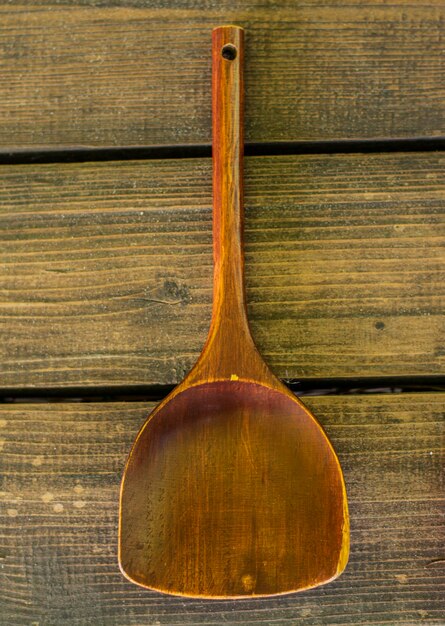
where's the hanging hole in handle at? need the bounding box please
[221,44,237,61]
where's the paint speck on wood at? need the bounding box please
[395,574,408,584]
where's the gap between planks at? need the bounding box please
[0,137,444,166]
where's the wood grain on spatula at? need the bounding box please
[119,25,349,598]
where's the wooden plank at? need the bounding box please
[0,394,443,624]
[2,152,444,389]
[0,2,443,149]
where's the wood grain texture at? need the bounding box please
[2,152,444,389]
[120,29,348,597]
[0,1,444,149]
[120,382,348,597]
[0,394,443,624]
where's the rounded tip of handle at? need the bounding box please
[212,24,244,33]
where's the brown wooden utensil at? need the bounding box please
[119,25,349,598]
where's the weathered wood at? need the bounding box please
[120,30,348,597]
[1,394,443,624]
[0,2,443,149]
[2,153,444,389]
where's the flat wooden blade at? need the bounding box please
[119,381,349,598]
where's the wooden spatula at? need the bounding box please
[119,24,349,598]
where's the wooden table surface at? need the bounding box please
[1,2,444,624]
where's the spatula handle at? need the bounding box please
[211,26,248,335]
[183,26,274,384]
